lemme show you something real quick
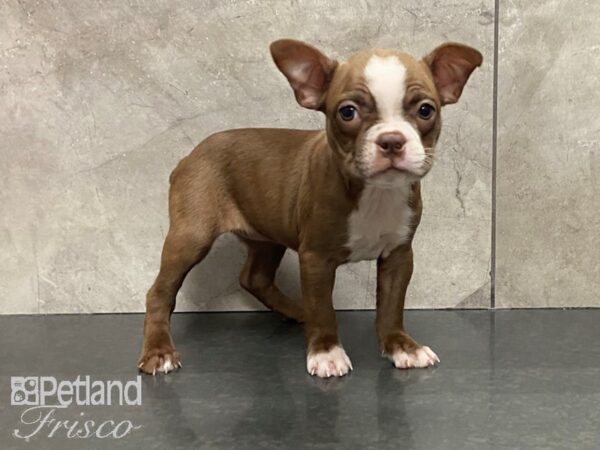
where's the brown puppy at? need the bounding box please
[138,39,482,378]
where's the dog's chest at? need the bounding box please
[346,184,414,262]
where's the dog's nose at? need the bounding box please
[376,132,406,155]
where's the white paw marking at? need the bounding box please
[157,357,178,374]
[388,346,440,369]
[307,346,353,378]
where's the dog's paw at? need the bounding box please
[138,348,182,375]
[307,346,353,378]
[388,345,439,369]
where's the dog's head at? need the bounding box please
[271,39,482,187]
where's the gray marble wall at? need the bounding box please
[495,0,600,307]
[2,0,593,314]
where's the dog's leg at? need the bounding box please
[238,239,304,322]
[376,243,440,369]
[300,251,352,378]
[138,228,216,374]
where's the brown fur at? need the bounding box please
[138,39,482,376]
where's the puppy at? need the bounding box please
[138,39,482,378]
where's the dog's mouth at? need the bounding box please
[365,166,422,188]
[368,161,425,180]
[358,140,431,182]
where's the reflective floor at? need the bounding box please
[1,310,599,449]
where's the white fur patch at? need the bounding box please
[307,346,353,378]
[346,179,414,262]
[157,357,176,374]
[362,55,427,176]
[387,346,440,369]
[364,55,407,121]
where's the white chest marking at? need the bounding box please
[346,181,414,262]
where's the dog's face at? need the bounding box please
[325,50,443,186]
[271,40,482,187]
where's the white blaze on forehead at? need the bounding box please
[359,54,427,179]
[364,55,407,120]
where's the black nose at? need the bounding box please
[376,132,406,154]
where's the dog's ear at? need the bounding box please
[423,43,483,105]
[270,39,338,110]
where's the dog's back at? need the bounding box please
[168,128,327,248]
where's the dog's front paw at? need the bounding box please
[307,346,353,378]
[387,345,439,369]
[138,347,182,375]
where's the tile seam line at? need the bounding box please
[490,0,500,309]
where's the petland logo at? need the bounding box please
[10,376,142,441]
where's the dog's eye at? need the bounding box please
[339,105,357,121]
[417,102,436,120]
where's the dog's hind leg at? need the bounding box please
[238,238,304,323]
[138,223,217,374]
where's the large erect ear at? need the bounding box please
[423,43,483,105]
[270,39,338,110]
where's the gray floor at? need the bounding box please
[1,310,600,449]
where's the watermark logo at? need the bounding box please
[11,377,39,406]
[10,376,142,407]
[10,375,143,441]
